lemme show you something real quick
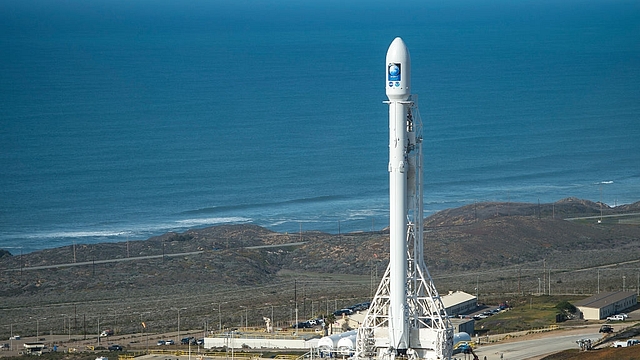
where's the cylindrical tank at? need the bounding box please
[453,332,473,353]
[317,330,357,356]
[454,332,472,344]
[336,334,357,356]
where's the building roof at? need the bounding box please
[441,291,476,307]
[574,291,636,309]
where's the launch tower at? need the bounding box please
[355,38,454,360]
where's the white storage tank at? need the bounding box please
[317,330,357,356]
[336,334,357,356]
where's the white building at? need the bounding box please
[574,291,637,320]
[441,291,477,317]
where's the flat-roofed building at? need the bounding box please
[573,291,637,320]
[442,291,477,317]
[450,317,474,335]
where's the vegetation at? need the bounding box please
[474,295,587,334]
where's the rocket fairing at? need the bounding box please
[386,37,411,101]
[385,37,411,351]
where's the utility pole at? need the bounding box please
[543,259,546,295]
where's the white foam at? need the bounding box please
[24,230,133,239]
[175,217,251,226]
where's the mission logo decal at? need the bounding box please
[388,63,401,83]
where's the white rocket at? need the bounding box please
[355,37,453,360]
[386,37,411,351]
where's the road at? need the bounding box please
[3,251,205,272]
[0,327,611,360]
[3,242,307,272]
[472,330,600,360]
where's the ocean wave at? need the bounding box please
[21,230,134,240]
[175,217,251,226]
[180,195,347,215]
[346,208,386,218]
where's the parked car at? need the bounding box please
[607,314,626,321]
[9,336,20,340]
[333,309,354,316]
[292,322,311,329]
[181,337,194,345]
[108,345,123,351]
[156,340,165,346]
[165,340,175,345]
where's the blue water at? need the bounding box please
[1,0,639,254]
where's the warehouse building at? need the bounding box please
[574,291,637,320]
[442,291,477,317]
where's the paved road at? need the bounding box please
[565,212,640,221]
[3,251,205,272]
[3,242,307,272]
[472,331,600,360]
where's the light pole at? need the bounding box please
[538,278,541,295]
[61,314,65,335]
[60,314,71,340]
[139,312,150,354]
[295,308,299,336]
[33,317,46,339]
[212,303,222,333]
[177,307,187,343]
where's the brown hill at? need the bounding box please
[0,199,639,336]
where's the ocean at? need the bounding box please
[1,0,639,254]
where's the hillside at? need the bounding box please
[1,198,639,337]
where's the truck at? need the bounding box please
[100,329,114,337]
[599,325,614,333]
[612,339,639,348]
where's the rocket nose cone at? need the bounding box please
[386,37,410,62]
[386,37,411,100]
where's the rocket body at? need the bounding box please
[385,37,411,352]
[356,36,453,360]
